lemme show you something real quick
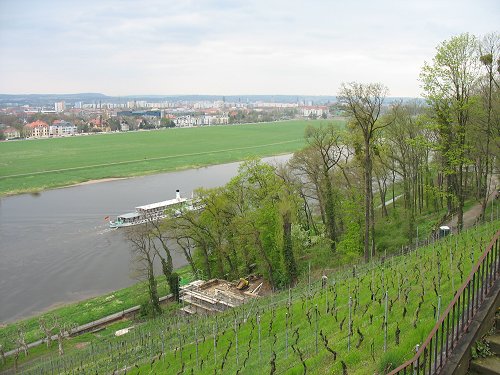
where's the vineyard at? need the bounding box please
[14,221,499,374]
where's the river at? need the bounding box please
[0,154,291,324]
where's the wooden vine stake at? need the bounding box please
[285,312,289,359]
[384,290,388,352]
[348,296,352,352]
[234,319,239,367]
[213,322,217,366]
[195,327,199,369]
[315,304,319,355]
[258,315,262,363]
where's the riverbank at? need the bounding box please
[67,177,129,187]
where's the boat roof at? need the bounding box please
[136,197,188,211]
[118,212,141,219]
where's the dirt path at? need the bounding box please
[443,173,499,232]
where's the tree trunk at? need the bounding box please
[363,142,371,262]
[283,210,298,283]
[57,334,64,356]
[253,230,275,288]
[323,170,337,252]
[147,265,161,315]
[457,165,464,232]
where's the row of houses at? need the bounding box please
[24,119,78,138]
[0,120,80,139]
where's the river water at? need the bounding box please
[0,155,291,324]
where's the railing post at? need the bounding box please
[472,272,476,314]
[481,261,486,300]
[440,320,444,369]
[466,280,471,324]
[445,314,450,355]
[475,266,480,311]
[485,251,490,292]
[451,304,456,349]
[428,337,433,373]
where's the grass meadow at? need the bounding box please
[0,120,343,196]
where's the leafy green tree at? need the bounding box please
[174,159,301,288]
[107,117,121,131]
[420,33,481,231]
[161,118,176,127]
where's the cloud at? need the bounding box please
[0,0,498,96]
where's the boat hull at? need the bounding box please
[109,214,169,228]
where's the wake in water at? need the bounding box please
[97,227,118,235]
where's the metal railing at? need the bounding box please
[388,229,500,375]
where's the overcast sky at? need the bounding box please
[0,0,498,97]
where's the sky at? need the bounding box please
[0,0,498,97]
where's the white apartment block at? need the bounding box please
[49,121,77,136]
[55,101,66,113]
[174,113,229,127]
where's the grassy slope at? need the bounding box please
[9,221,498,375]
[0,120,343,196]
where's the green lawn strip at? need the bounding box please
[0,120,345,196]
[0,266,193,355]
[0,320,132,372]
[72,221,497,375]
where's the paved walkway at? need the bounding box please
[443,174,499,232]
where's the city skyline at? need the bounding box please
[0,0,498,97]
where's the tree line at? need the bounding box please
[128,32,499,313]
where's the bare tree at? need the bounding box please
[39,315,56,348]
[53,318,74,356]
[338,82,389,261]
[126,225,162,316]
[16,326,28,357]
[307,125,347,251]
[477,32,500,220]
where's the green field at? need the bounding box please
[0,120,342,196]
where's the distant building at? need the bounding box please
[25,120,49,138]
[174,112,229,127]
[88,116,109,131]
[300,106,327,118]
[3,126,21,139]
[55,101,66,113]
[50,120,77,136]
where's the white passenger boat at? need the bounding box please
[109,190,193,228]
